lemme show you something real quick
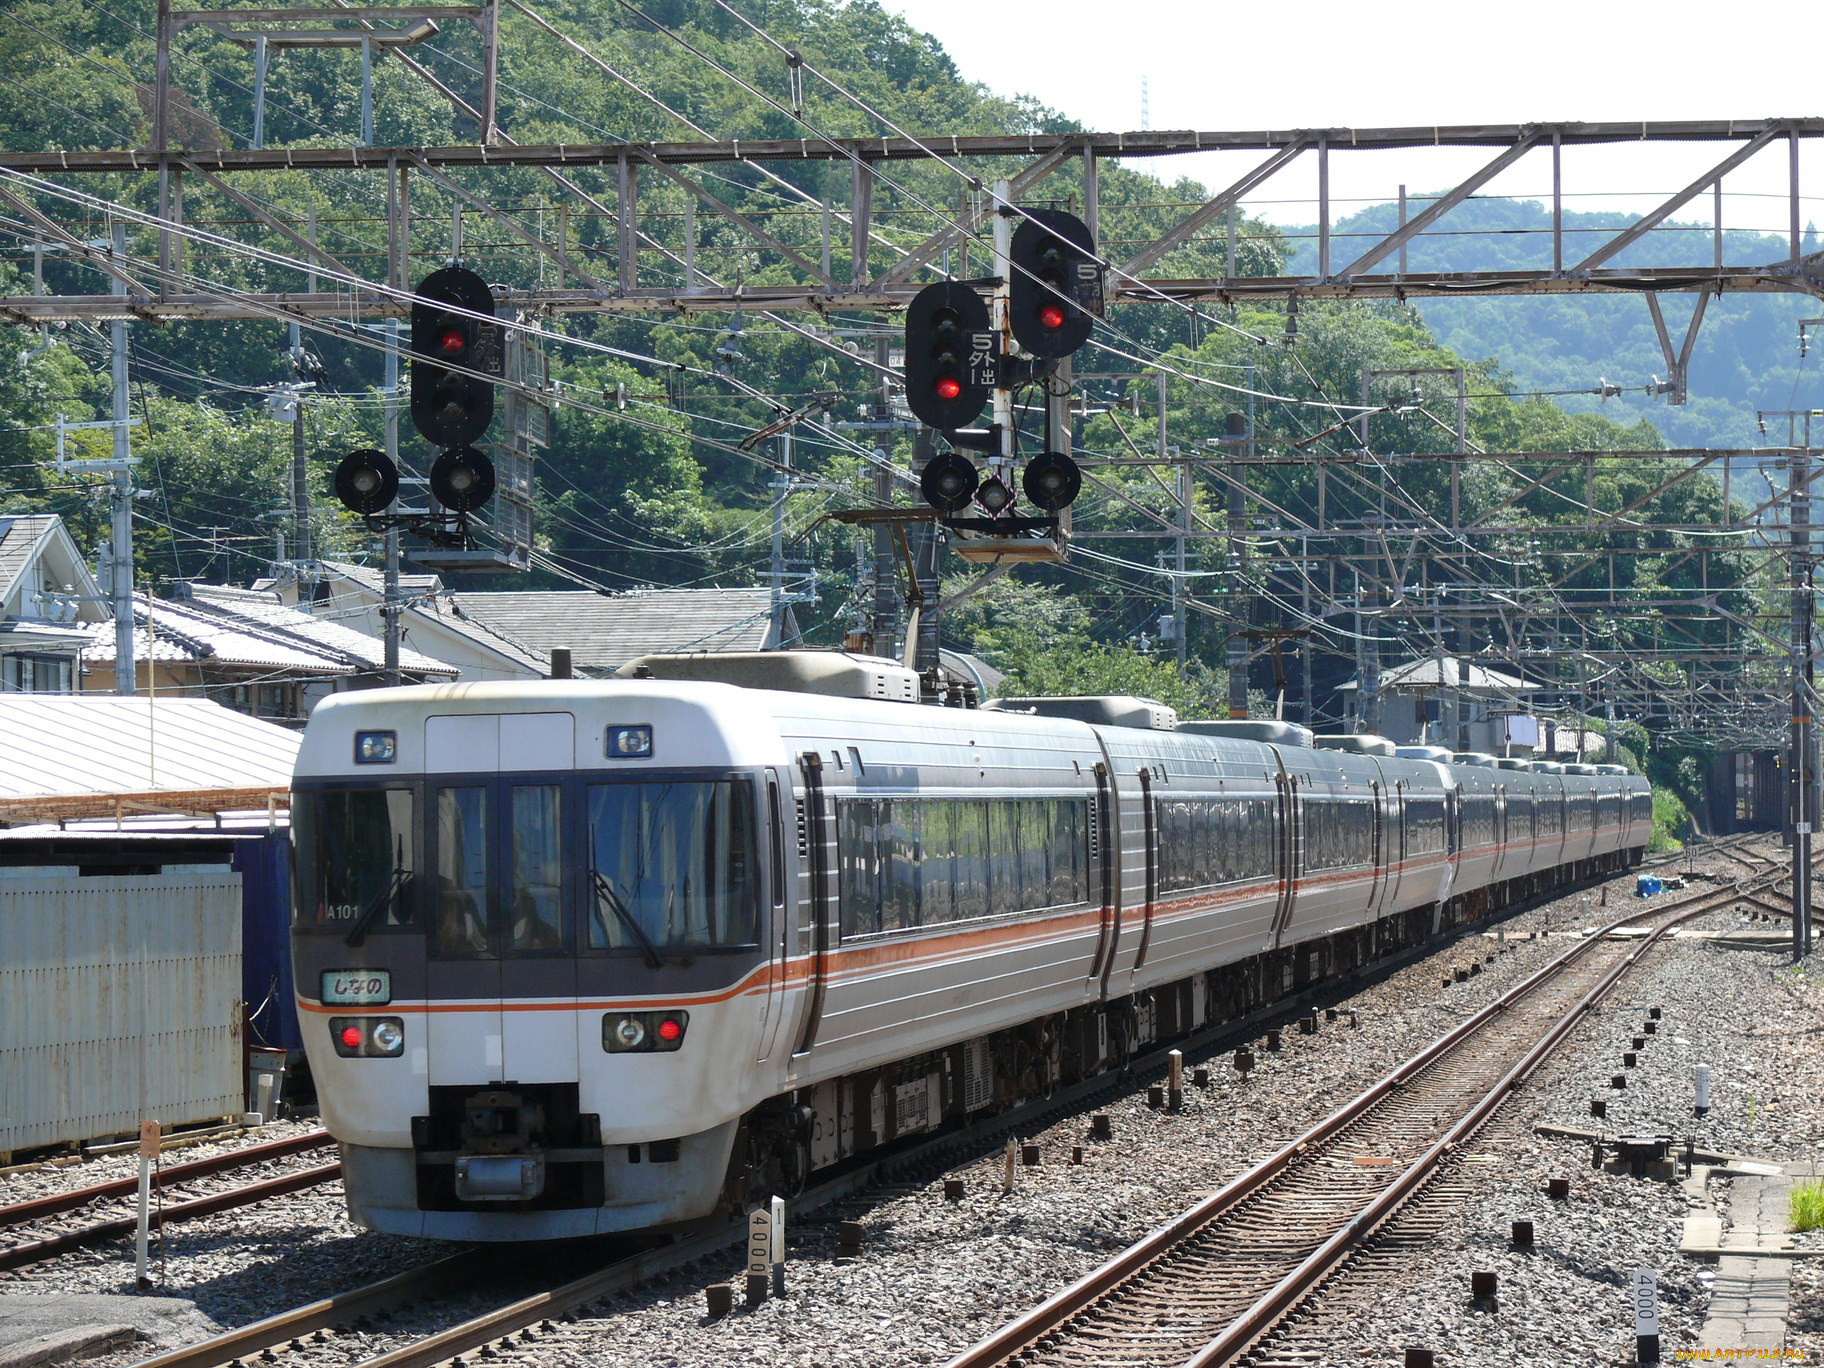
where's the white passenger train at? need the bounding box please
[290,652,1649,1240]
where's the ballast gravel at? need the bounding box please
[5,843,1815,1368]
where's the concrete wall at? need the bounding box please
[0,869,243,1158]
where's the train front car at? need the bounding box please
[290,682,793,1240]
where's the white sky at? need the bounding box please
[880,0,1824,233]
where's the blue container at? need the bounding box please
[1635,874,1663,898]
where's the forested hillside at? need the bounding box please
[0,0,1767,828]
[1286,196,1817,451]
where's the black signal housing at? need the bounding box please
[409,266,502,449]
[1008,208,1101,359]
[904,281,996,430]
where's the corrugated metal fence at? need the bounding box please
[0,872,243,1158]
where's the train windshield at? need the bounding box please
[294,788,416,929]
[585,780,759,952]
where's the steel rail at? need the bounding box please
[0,1130,331,1231]
[0,1162,342,1271]
[1186,880,1747,1366]
[942,874,1766,1368]
[126,1251,485,1368]
[111,863,1715,1368]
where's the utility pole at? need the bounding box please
[288,321,312,569]
[1157,371,1186,667]
[1224,410,1249,718]
[870,335,899,658]
[109,223,136,696]
[1791,448,1814,960]
[769,428,792,646]
[382,317,402,684]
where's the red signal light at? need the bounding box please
[1039,303,1067,331]
[437,326,466,356]
[340,1025,363,1049]
[935,376,963,401]
[656,1016,684,1043]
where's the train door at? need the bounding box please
[1364,779,1386,917]
[1492,785,1508,876]
[1133,767,1157,971]
[1383,779,1407,912]
[424,715,504,1089]
[1269,766,1299,947]
[753,768,793,1063]
[790,751,831,1057]
[496,710,578,1085]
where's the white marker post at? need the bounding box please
[1001,1138,1017,1194]
[134,1119,160,1289]
[746,1205,771,1305]
[1167,1049,1184,1112]
[769,1194,786,1296]
[1695,1064,1712,1117]
[1633,1267,1660,1364]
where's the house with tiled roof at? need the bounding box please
[81,583,457,723]
[0,514,107,694]
[271,565,797,680]
[450,587,790,675]
[269,561,549,680]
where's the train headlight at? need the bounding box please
[331,1016,405,1058]
[370,1019,405,1054]
[354,730,397,764]
[606,724,653,759]
[603,1010,689,1053]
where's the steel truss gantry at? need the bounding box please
[5,118,1824,341]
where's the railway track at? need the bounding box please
[939,873,1769,1368]
[116,860,1744,1368]
[0,1131,337,1272]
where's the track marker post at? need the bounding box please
[746,1204,771,1305]
[1002,1138,1017,1193]
[134,1119,160,1289]
[1633,1266,1660,1363]
[1167,1049,1184,1112]
[769,1195,786,1296]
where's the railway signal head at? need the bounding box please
[332,449,400,515]
[1021,451,1081,512]
[904,281,995,430]
[409,266,501,448]
[920,451,980,513]
[1009,208,1101,359]
[975,471,1015,517]
[429,445,496,513]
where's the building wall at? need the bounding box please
[0,869,244,1157]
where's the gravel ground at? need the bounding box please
[6,844,1813,1368]
[0,1120,452,1357]
[0,1118,325,1205]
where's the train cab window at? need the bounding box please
[508,785,565,954]
[584,781,759,953]
[296,788,415,929]
[433,786,491,956]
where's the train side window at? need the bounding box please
[838,798,884,938]
[433,786,491,956]
[952,801,989,922]
[920,800,955,925]
[507,785,565,955]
